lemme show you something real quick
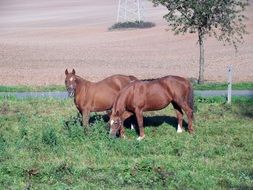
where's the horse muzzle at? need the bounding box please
[109,128,117,138]
[67,88,75,97]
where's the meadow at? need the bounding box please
[1,82,253,92]
[0,96,252,189]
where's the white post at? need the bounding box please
[227,65,232,104]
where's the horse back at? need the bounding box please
[99,74,137,91]
[121,75,192,111]
[76,74,137,112]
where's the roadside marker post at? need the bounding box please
[227,65,232,104]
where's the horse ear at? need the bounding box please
[72,69,76,75]
[65,69,68,75]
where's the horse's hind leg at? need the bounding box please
[172,101,183,133]
[135,109,145,141]
[174,100,194,133]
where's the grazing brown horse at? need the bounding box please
[109,75,194,140]
[65,69,137,127]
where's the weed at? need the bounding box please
[42,127,57,147]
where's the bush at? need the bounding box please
[109,21,155,30]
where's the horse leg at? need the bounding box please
[175,100,194,133]
[135,109,145,141]
[82,109,90,128]
[172,101,183,133]
[119,111,133,138]
[106,110,112,117]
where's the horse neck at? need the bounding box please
[114,89,129,115]
[75,76,90,94]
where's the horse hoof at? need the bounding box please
[177,129,183,133]
[137,135,145,141]
[177,124,183,133]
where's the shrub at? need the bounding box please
[109,21,155,30]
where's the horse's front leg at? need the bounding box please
[81,109,90,128]
[135,109,145,141]
[118,111,133,138]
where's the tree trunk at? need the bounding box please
[198,30,204,84]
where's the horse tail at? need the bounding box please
[188,82,194,113]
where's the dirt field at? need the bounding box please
[0,0,252,85]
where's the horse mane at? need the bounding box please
[75,75,88,83]
[141,78,157,82]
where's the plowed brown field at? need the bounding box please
[0,0,252,85]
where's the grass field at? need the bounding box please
[0,82,253,92]
[0,96,252,189]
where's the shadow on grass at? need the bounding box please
[237,104,253,119]
[63,112,190,137]
[234,98,253,119]
[122,114,189,136]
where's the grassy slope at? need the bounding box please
[0,97,252,189]
[0,82,253,92]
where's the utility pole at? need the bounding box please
[117,0,144,22]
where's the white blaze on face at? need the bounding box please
[177,124,183,133]
[110,119,114,126]
[70,77,74,82]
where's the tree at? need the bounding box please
[152,0,249,83]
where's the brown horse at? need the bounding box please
[109,75,194,140]
[65,69,137,127]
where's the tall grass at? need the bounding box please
[0,96,252,189]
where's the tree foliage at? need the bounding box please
[152,0,249,83]
[152,0,249,49]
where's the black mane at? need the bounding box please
[141,78,157,82]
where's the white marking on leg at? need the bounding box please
[109,128,112,134]
[110,120,114,126]
[131,124,134,130]
[177,124,183,133]
[137,135,145,141]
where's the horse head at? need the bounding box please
[109,111,123,137]
[65,69,77,97]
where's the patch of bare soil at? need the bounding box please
[0,0,252,85]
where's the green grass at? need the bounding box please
[0,85,65,92]
[1,82,252,93]
[193,82,253,90]
[0,96,253,189]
